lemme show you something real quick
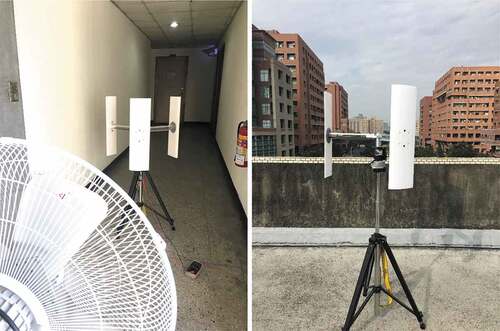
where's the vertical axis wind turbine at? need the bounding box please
[324,85,425,330]
[106,96,181,230]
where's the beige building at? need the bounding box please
[349,114,383,134]
[349,114,368,133]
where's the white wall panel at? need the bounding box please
[14,0,151,169]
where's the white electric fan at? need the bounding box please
[0,138,176,330]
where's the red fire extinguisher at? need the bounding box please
[234,121,248,168]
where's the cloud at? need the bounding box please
[253,0,500,121]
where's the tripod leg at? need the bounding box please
[144,171,175,230]
[128,171,139,198]
[382,241,426,330]
[362,248,374,297]
[116,172,139,236]
[342,242,376,331]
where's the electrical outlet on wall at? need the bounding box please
[8,81,19,102]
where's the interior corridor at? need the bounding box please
[105,124,247,330]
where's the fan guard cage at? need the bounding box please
[0,138,176,330]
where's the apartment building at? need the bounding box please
[419,96,433,145]
[349,114,383,134]
[431,66,500,152]
[479,80,500,155]
[252,26,294,156]
[267,30,325,155]
[325,81,349,133]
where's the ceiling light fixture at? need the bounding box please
[170,21,178,28]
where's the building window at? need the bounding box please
[277,53,284,61]
[263,87,271,98]
[288,120,292,129]
[277,41,284,48]
[286,75,290,84]
[287,105,292,113]
[278,70,283,80]
[288,65,296,75]
[261,103,271,115]
[287,53,295,60]
[289,135,293,143]
[280,119,285,128]
[262,120,272,128]
[280,103,284,112]
[287,41,296,48]
[260,69,269,82]
[287,90,292,99]
[252,135,276,156]
[281,135,286,144]
[279,86,283,96]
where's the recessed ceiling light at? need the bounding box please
[170,21,178,28]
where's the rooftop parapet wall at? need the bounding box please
[252,157,500,229]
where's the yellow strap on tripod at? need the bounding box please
[381,251,393,306]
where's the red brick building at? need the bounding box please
[479,80,500,156]
[325,82,348,133]
[431,66,500,152]
[267,30,325,155]
[419,96,433,145]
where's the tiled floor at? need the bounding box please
[106,124,247,330]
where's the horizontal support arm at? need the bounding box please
[326,128,387,147]
[150,125,170,133]
[113,124,130,131]
[111,122,176,133]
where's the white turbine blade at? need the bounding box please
[388,84,417,190]
[129,98,151,171]
[324,91,333,178]
[105,96,117,156]
[168,96,181,159]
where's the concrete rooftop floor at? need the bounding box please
[106,124,247,330]
[253,246,500,331]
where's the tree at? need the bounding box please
[446,143,477,157]
[435,142,446,157]
[415,145,435,157]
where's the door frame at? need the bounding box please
[153,55,189,124]
[210,45,225,134]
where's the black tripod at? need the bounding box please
[128,171,175,230]
[342,233,425,330]
[342,142,425,330]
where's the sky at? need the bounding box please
[253,0,500,122]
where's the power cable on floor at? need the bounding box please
[142,184,242,272]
